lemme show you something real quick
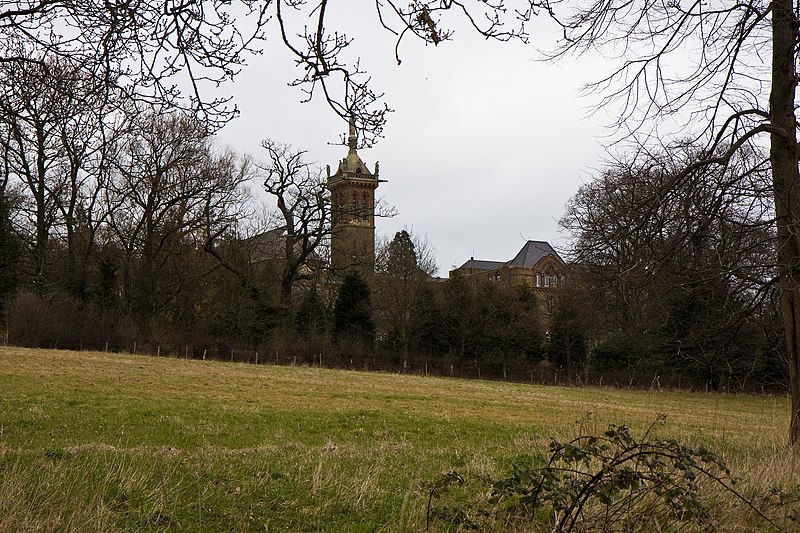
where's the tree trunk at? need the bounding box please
[770,0,800,445]
[280,271,294,310]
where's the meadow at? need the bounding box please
[0,346,797,531]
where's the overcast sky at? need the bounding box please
[215,8,611,275]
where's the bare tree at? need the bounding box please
[0,3,267,129]
[48,66,122,298]
[561,144,778,386]
[256,140,330,306]
[0,57,100,285]
[545,0,800,442]
[1,1,537,141]
[107,112,249,319]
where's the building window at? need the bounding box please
[560,274,566,287]
[536,273,542,287]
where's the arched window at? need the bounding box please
[536,273,542,287]
[350,191,358,221]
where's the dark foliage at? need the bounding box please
[560,147,783,390]
[0,193,19,311]
[429,416,792,531]
[333,271,375,342]
[295,288,328,337]
[547,287,587,369]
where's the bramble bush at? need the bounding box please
[428,415,799,531]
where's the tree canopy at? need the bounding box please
[0,1,538,140]
[547,0,799,442]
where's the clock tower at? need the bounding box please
[327,120,381,276]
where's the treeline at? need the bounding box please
[0,58,787,391]
[557,145,786,391]
[0,58,258,353]
[286,222,785,392]
[0,55,544,379]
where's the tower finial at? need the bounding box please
[347,117,357,152]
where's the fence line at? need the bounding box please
[0,337,788,394]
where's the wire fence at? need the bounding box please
[3,332,788,395]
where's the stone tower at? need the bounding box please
[327,120,381,276]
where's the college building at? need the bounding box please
[449,240,568,291]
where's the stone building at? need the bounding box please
[450,241,569,328]
[450,240,567,291]
[327,121,381,277]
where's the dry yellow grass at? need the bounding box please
[0,345,790,439]
[1,345,798,530]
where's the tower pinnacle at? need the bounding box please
[348,117,357,153]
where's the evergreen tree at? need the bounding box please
[547,288,587,370]
[295,288,328,337]
[377,230,422,355]
[0,193,19,311]
[385,230,417,277]
[333,272,375,342]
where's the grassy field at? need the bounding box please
[0,346,798,531]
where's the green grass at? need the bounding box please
[0,346,798,531]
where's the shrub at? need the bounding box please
[429,415,789,531]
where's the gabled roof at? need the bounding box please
[451,240,565,278]
[244,227,286,261]
[506,240,565,268]
[457,259,506,271]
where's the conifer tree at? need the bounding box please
[333,272,375,342]
[0,193,19,310]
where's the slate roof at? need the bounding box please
[331,119,378,178]
[457,259,506,271]
[244,227,286,261]
[244,227,321,264]
[506,240,565,268]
